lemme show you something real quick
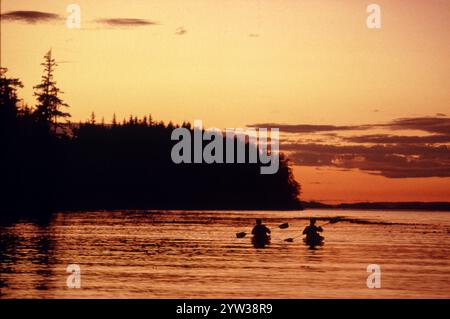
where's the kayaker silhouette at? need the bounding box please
[251,219,271,248]
[302,218,324,246]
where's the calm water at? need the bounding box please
[1,210,449,298]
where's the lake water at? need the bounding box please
[1,210,449,298]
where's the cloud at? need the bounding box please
[0,10,61,24]
[385,116,450,135]
[285,143,450,178]
[95,18,158,27]
[248,115,450,178]
[175,27,187,35]
[247,123,370,133]
[343,134,450,144]
[249,116,450,135]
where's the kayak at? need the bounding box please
[304,235,324,246]
[252,235,271,248]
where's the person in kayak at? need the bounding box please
[302,218,324,243]
[252,219,271,246]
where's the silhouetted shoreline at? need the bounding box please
[1,116,303,217]
[1,56,301,219]
[302,201,450,211]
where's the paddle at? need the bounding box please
[236,222,290,238]
[283,217,341,242]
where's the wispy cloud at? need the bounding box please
[247,123,370,133]
[0,10,61,24]
[249,116,450,178]
[175,27,187,35]
[342,134,450,144]
[249,116,450,135]
[286,143,450,178]
[385,117,450,135]
[95,18,158,27]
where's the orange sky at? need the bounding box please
[1,0,449,203]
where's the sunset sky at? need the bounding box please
[1,0,449,203]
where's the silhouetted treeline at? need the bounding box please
[1,55,301,218]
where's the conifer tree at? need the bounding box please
[0,67,23,124]
[33,50,70,131]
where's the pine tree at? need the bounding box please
[90,112,96,125]
[148,114,153,126]
[33,50,70,131]
[0,67,23,124]
[112,113,117,127]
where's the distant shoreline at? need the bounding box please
[3,202,450,223]
[57,202,450,213]
[301,201,450,212]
